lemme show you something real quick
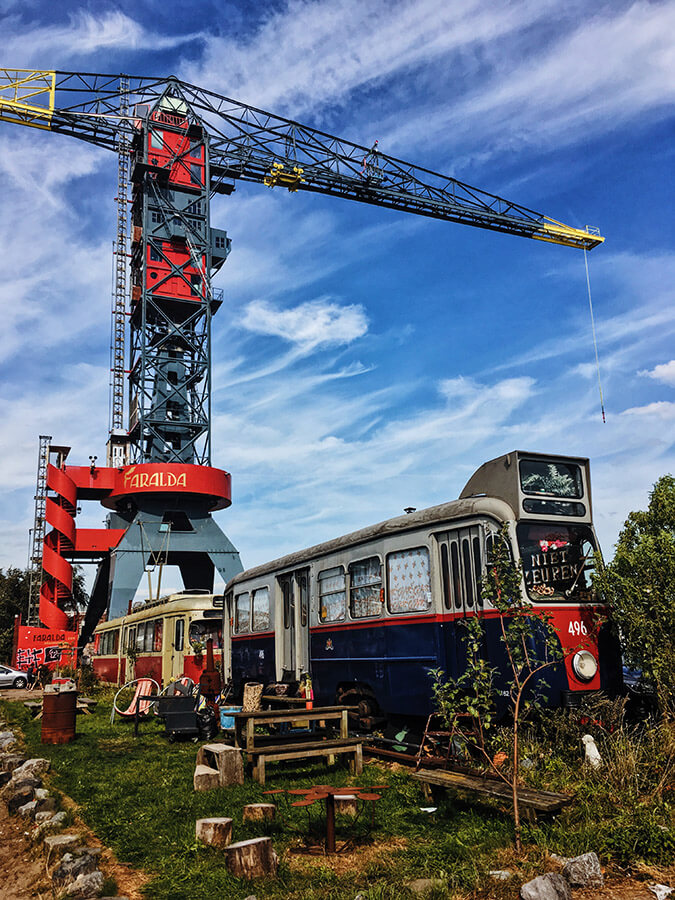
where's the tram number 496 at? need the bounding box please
[568,620,588,636]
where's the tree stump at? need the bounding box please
[193,764,221,792]
[242,803,276,822]
[334,794,358,817]
[196,743,244,787]
[225,836,278,879]
[195,817,233,848]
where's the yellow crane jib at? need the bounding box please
[263,161,305,192]
[533,217,604,251]
[0,69,56,131]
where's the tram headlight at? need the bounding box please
[572,650,598,682]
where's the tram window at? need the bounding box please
[136,623,146,652]
[349,557,382,619]
[450,542,462,608]
[252,587,271,632]
[440,544,452,609]
[143,621,155,652]
[153,620,163,652]
[281,578,293,629]
[234,592,250,634]
[125,626,136,653]
[520,459,583,498]
[318,567,346,623]
[473,536,483,607]
[517,522,597,602]
[174,618,184,652]
[98,630,119,656]
[387,547,431,614]
[462,539,475,607]
[189,619,222,649]
[299,574,308,627]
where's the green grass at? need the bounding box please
[0,699,518,899]
[2,699,672,898]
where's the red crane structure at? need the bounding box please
[0,69,603,664]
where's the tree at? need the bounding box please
[593,474,675,712]
[0,567,30,662]
[0,566,89,663]
[430,525,564,852]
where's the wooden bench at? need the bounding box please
[412,768,571,822]
[248,737,363,785]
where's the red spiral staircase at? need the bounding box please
[39,463,77,631]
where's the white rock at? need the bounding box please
[647,885,674,899]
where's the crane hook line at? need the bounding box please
[584,247,606,423]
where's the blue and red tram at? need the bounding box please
[223,451,623,721]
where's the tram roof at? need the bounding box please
[227,494,514,588]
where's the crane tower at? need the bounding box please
[0,70,603,654]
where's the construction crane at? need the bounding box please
[0,69,603,653]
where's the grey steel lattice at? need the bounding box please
[26,434,51,626]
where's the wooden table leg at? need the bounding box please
[355,743,363,775]
[340,709,348,739]
[325,792,335,853]
[246,718,255,752]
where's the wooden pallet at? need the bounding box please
[412,768,571,822]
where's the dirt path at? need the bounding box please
[0,688,148,899]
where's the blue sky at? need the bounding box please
[0,0,673,597]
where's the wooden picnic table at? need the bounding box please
[24,696,97,719]
[233,705,354,753]
[233,705,361,785]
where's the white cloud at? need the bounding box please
[621,400,675,420]
[183,0,550,119]
[238,297,368,350]
[3,10,202,63]
[639,359,675,387]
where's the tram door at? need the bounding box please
[277,569,310,681]
[167,616,186,682]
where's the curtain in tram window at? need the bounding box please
[388,547,432,613]
[350,557,382,618]
[153,620,163,652]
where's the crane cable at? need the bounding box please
[584,247,606,423]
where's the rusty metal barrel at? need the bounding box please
[41,688,77,744]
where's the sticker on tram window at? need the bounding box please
[568,621,588,636]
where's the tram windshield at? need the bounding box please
[189,619,223,650]
[519,459,583,498]
[517,522,596,602]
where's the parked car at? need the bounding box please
[0,664,29,689]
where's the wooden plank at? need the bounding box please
[258,744,360,764]
[232,705,356,720]
[412,769,571,812]
[248,737,362,755]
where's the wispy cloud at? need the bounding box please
[3,9,203,64]
[183,0,551,120]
